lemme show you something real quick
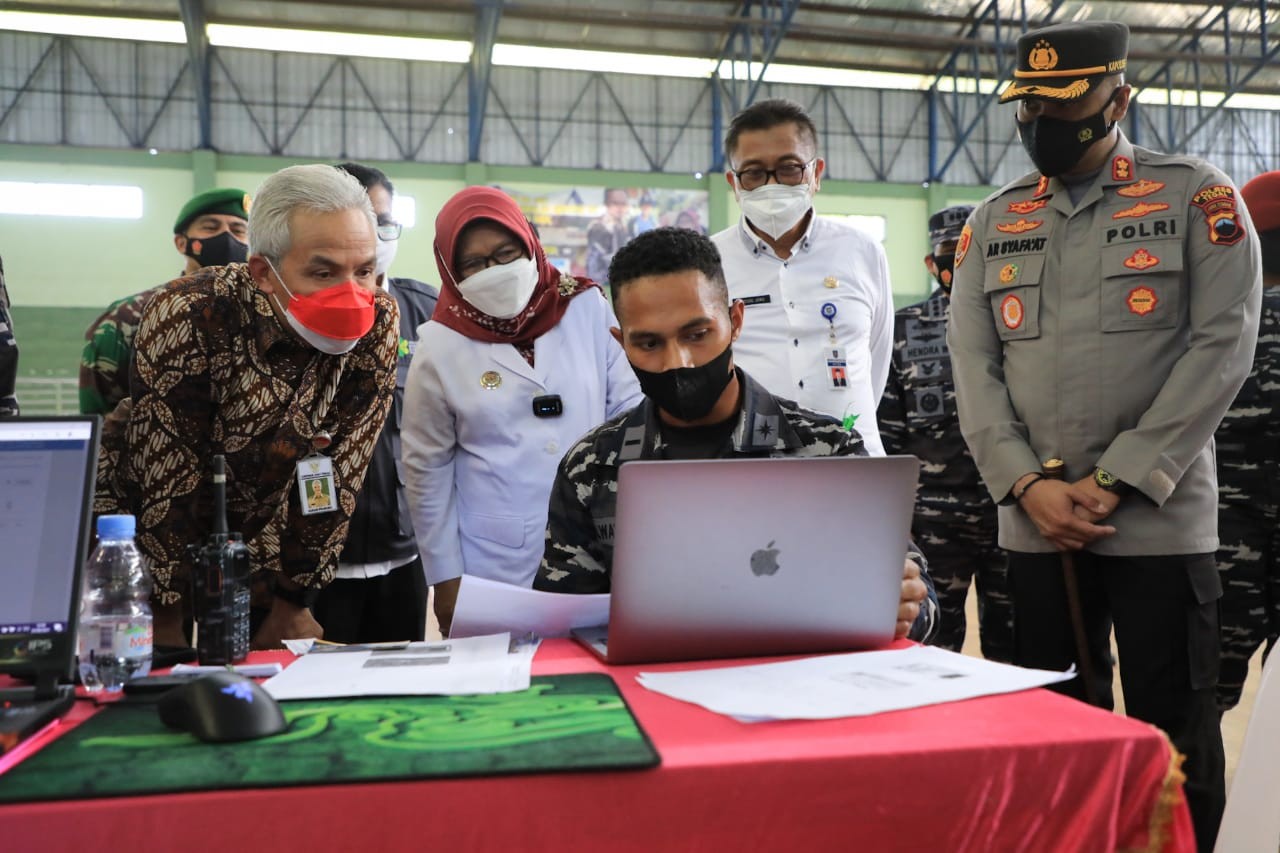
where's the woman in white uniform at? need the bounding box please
[402,186,642,635]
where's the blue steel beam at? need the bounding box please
[468,0,503,162]
[178,0,212,150]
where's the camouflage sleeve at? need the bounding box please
[876,339,909,456]
[78,308,131,415]
[534,439,614,594]
[0,260,17,417]
[905,540,940,643]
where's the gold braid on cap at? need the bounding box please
[1000,78,1091,102]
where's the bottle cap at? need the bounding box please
[97,514,137,540]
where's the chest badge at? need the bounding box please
[480,370,503,390]
[1127,286,1159,316]
[1000,294,1024,330]
[1113,202,1170,220]
[996,219,1043,234]
[1117,179,1166,198]
[1123,248,1160,271]
[1008,199,1049,215]
[1111,156,1133,182]
[999,263,1020,284]
[823,276,839,289]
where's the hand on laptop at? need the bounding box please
[896,559,928,640]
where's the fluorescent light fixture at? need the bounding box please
[0,11,185,43]
[392,194,416,229]
[207,24,470,63]
[0,181,144,219]
[1134,87,1226,108]
[494,43,716,78]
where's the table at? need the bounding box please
[2,640,1194,852]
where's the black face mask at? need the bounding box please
[184,230,249,268]
[632,344,735,423]
[931,253,956,292]
[1016,90,1119,178]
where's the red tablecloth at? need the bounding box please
[2,641,1194,853]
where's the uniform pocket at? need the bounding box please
[1185,555,1222,690]
[983,254,1045,342]
[1099,240,1184,332]
[460,510,526,549]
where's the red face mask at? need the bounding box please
[286,280,376,341]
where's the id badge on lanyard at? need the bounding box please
[296,453,338,516]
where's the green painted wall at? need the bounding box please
[1,143,998,389]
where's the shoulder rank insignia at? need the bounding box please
[1008,199,1049,215]
[1034,175,1050,197]
[996,219,1043,234]
[1111,156,1133,182]
[955,223,973,268]
[1113,202,1170,220]
[1191,185,1244,246]
[1127,286,1158,315]
[1117,179,1165,198]
[1123,248,1160,271]
[1000,294,1024,330]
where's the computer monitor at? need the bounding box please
[0,416,100,697]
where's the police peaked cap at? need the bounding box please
[928,205,974,245]
[999,21,1129,104]
[173,187,252,234]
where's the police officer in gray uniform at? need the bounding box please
[878,205,1012,660]
[0,254,17,417]
[947,21,1262,850]
[1215,170,1280,713]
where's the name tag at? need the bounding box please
[297,455,338,516]
[740,295,771,307]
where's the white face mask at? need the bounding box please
[737,182,813,240]
[266,260,362,355]
[457,257,539,319]
[375,237,398,287]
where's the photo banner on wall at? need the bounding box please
[494,186,709,286]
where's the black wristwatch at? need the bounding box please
[270,576,320,609]
[1093,467,1131,496]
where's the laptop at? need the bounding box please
[0,416,100,754]
[573,455,919,665]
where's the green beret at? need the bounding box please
[999,21,1129,104]
[173,188,251,234]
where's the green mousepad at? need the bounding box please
[0,673,659,802]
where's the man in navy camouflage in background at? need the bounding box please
[877,205,1012,660]
[0,254,18,417]
[1214,169,1280,713]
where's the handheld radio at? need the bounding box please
[187,455,251,664]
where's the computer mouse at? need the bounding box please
[158,671,287,743]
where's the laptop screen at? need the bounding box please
[0,417,100,685]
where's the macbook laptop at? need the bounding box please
[573,455,919,664]
[0,416,100,754]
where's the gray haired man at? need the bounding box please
[95,164,400,650]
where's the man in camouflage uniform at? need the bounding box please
[947,22,1261,849]
[79,188,250,415]
[533,226,939,643]
[878,205,1012,660]
[0,254,18,417]
[1215,169,1280,713]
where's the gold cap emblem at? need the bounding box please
[243,193,253,214]
[1028,40,1059,71]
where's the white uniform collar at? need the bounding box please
[735,208,818,257]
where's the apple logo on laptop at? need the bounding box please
[750,540,781,576]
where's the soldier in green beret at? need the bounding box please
[78,187,250,415]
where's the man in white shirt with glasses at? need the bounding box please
[712,98,894,455]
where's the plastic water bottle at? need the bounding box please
[78,514,153,692]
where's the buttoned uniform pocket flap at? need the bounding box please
[1100,240,1184,332]
[981,254,1046,293]
[460,510,526,548]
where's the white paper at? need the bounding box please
[262,633,531,700]
[171,662,284,678]
[448,574,610,639]
[636,645,1075,721]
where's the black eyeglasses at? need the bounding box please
[732,158,816,191]
[457,243,526,279]
[376,222,402,242]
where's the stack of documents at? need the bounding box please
[448,574,609,639]
[263,633,533,700]
[637,645,1074,722]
